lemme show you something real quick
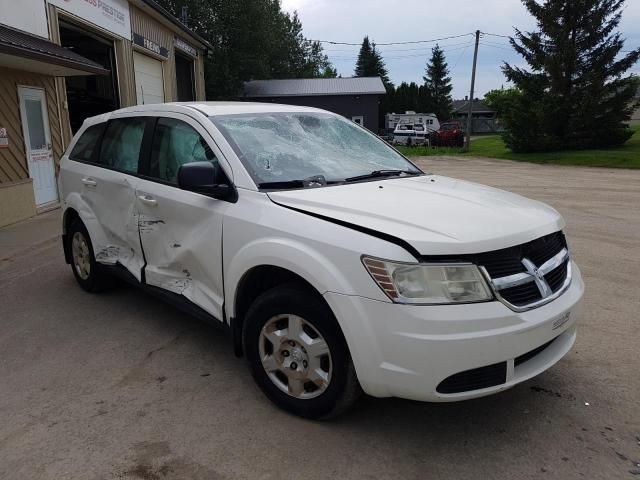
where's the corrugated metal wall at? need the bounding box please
[130,5,176,102]
[196,54,206,100]
[0,67,64,183]
[115,39,137,106]
[47,5,73,148]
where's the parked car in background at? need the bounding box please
[431,120,465,147]
[59,102,583,419]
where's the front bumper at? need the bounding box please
[323,261,584,402]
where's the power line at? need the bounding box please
[451,43,472,71]
[481,32,512,39]
[327,43,474,61]
[324,40,476,53]
[312,32,474,46]
[480,42,514,52]
[481,40,513,48]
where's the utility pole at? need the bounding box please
[464,30,480,152]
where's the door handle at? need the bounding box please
[137,194,158,206]
[81,177,97,187]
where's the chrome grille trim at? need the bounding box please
[482,248,572,312]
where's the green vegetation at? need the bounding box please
[380,44,454,121]
[502,0,640,152]
[396,145,464,157]
[154,0,336,99]
[421,45,453,121]
[354,36,390,85]
[398,126,640,168]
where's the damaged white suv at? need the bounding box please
[59,102,584,419]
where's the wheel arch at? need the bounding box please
[62,207,82,264]
[61,193,108,263]
[230,264,334,357]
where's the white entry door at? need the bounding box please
[134,52,165,105]
[18,86,58,206]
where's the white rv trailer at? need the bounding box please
[390,112,440,146]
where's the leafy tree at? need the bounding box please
[483,88,522,117]
[154,0,337,99]
[423,44,453,121]
[503,0,640,152]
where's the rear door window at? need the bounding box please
[69,123,105,162]
[99,117,147,174]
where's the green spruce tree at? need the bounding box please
[423,44,453,121]
[354,36,391,86]
[354,36,374,77]
[503,0,640,152]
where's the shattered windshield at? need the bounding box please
[210,112,421,187]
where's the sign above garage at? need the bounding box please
[175,37,198,58]
[133,33,169,58]
[48,0,131,40]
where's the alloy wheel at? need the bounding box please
[71,231,91,280]
[259,314,333,399]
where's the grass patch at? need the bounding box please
[401,126,640,168]
[396,145,464,156]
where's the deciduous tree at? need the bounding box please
[155,0,337,99]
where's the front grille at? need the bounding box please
[436,362,507,394]
[499,281,543,305]
[420,231,570,309]
[545,260,569,292]
[475,231,567,278]
[515,336,557,367]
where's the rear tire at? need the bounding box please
[68,219,115,293]
[243,283,361,419]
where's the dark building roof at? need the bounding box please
[452,99,495,114]
[0,23,109,76]
[244,77,386,98]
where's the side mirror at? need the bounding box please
[177,161,235,201]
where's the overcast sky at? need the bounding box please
[282,0,640,99]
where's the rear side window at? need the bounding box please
[149,117,217,184]
[99,117,147,174]
[69,123,105,162]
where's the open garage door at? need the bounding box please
[133,52,164,105]
[59,22,119,133]
[175,52,195,102]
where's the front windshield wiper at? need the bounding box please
[344,169,422,183]
[259,175,335,190]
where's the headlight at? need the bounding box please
[362,256,493,304]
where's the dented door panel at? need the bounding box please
[136,180,228,321]
[60,158,145,280]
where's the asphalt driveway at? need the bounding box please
[1,156,639,479]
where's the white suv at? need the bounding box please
[59,102,584,419]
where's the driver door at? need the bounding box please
[135,114,233,321]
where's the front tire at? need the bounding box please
[68,219,114,292]
[243,284,361,419]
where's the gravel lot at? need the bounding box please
[1,156,639,480]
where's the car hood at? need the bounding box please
[267,175,564,256]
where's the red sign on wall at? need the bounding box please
[0,128,8,148]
